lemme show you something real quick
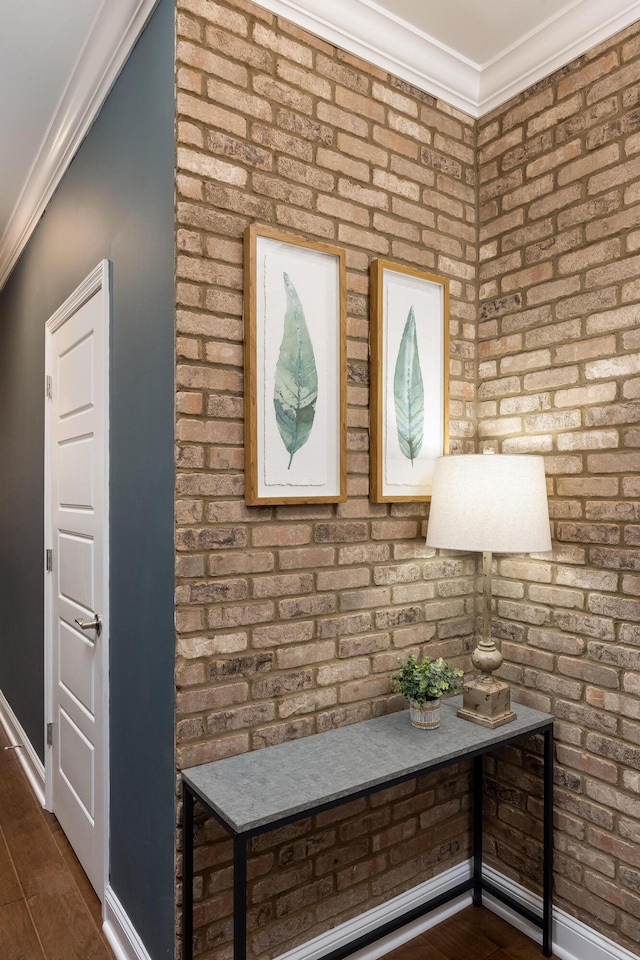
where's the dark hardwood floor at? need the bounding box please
[0,723,115,960]
[0,721,557,960]
[384,905,560,960]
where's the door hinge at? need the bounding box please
[46,375,52,399]
[46,549,53,572]
[46,723,53,746]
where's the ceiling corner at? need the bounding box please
[251,0,640,119]
[0,0,159,291]
[478,0,640,114]
[252,0,482,116]
[3,0,639,293]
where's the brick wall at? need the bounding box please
[175,1,640,956]
[175,1,478,957]
[477,21,640,954]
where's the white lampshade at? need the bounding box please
[426,454,551,554]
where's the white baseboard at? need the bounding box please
[0,691,150,960]
[277,860,473,960]
[552,909,640,960]
[2,692,631,960]
[483,864,640,960]
[0,687,45,807]
[103,886,153,960]
[277,859,640,960]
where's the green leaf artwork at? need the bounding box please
[273,272,318,469]
[393,305,424,465]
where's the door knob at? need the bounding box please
[75,614,102,636]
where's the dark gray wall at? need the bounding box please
[0,2,175,956]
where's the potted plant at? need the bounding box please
[392,653,463,729]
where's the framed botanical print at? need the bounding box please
[370,259,449,502]
[244,224,347,505]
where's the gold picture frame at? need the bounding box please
[370,259,449,502]
[244,224,347,505]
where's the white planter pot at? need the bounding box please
[409,698,441,729]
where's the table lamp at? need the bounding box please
[425,453,551,728]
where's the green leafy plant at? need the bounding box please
[393,304,424,464]
[392,653,463,706]
[273,272,318,469]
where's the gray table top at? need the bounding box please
[182,696,553,836]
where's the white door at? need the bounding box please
[45,261,110,901]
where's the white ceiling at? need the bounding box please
[370,0,574,65]
[1,0,640,290]
[0,0,101,233]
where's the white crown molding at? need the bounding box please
[253,0,640,119]
[479,0,640,114]
[0,687,46,808]
[249,0,481,114]
[0,0,159,292]
[3,0,640,294]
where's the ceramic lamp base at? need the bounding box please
[456,676,516,728]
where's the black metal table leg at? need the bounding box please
[473,754,483,906]
[183,784,194,960]
[182,708,554,960]
[234,835,248,960]
[543,725,554,957]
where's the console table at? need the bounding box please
[182,697,554,960]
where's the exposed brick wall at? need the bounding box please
[187,765,472,958]
[477,21,640,954]
[174,1,478,956]
[175,1,640,956]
